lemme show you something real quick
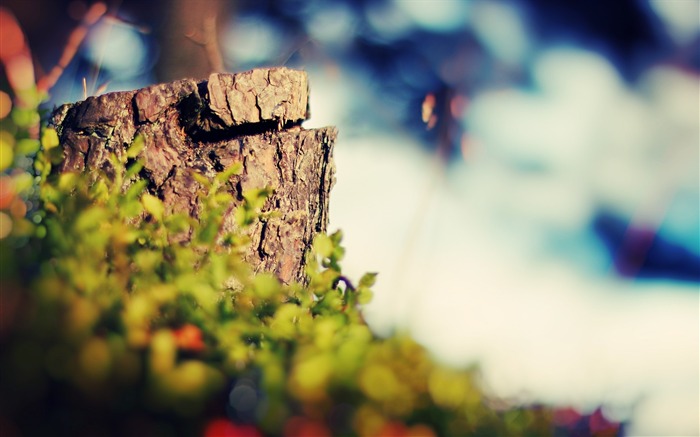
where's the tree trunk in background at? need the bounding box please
[155,0,228,82]
[50,67,336,284]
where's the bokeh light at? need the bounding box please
[84,19,148,77]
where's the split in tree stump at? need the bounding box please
[50,67,337,284]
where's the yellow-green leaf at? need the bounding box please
[16,138,40,156]
[252,273,280,299]
[313,233,333,258]
[359,272,378,288]
[215,162,242,183]
[0,139,13,172]
[41,127,59,150]
[126,135,145,158]
[12,171,34,194]
[142,193,164,221]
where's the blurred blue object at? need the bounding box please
[593,211,700,283]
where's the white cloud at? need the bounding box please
[393,0,469,32]
[469,1,530,65]
[649,0,700,44]
[332,137,699,435]
[322,47,699,436]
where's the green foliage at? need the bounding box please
[0,92,621,437]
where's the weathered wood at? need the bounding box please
[50,67,336,284]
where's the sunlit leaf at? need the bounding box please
[41,127,59,150]
[0,139,13,172]
[359,272,378,288]
[75,206,108,233]
[57,172,78,191]
[16,138,40,156]
[124,160,144,179]
[313,233,333,258]
[214,162,242,183]
[357,287,374,305]
[11,107,39,128]
[89,179,109,202]
[289,353,332,401]
[12,171,34,194]
[252,273,280,299]
[126,134,145,158]
[141,193,164,221]
[150,329,176,374]
[125,179,148,201]
[196,218,220,244]
[191,171,212,189]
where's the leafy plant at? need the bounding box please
[0,69,621,437]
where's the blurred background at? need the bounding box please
[2,0,698,435]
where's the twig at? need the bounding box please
[36,2,107,94]
[185,14,224,74]
[335,275,356,292]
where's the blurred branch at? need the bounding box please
[185,14,224,74]
[156,0,227,81]
[36,2,107,94]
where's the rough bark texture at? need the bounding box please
[50,67,336,284]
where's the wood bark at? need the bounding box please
[50,67,336,284]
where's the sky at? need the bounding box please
[304,3,699,435]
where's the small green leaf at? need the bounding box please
[11,107,39,128]
[330,229,343,245]
[0,139,13,172]
[75,206,108,233]
[12,171,34,195]
[252,273,280,299]
[196,219,219,244]
[243,187,272,211]
[41,127,59,150]
[126,135,145,158]
[189,283,217,312]
[142,194,164,221]
[270,303,303,339]
[57,173,78,191]
[125,179,148,202]
[313,234,333,258]
[357,287,374,305]
[125,160,144,179]
[359,272,378,288]
[89,179,109,202]
[164,213,191,235]
[213,192,234,205]
[34,153,49,177]
[191,172,212,189]
[120,199,144,219]
[16,138,40,156]
[312,269,340,292]
[234,207,249,227]
[332,245,345,262]
[215,163,242,183]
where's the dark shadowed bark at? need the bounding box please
[50,67,336,284]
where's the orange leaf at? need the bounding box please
[173,323,205,352]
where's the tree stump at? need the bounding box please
[50,67,336,284]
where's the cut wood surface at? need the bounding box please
[51,67,336,284]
